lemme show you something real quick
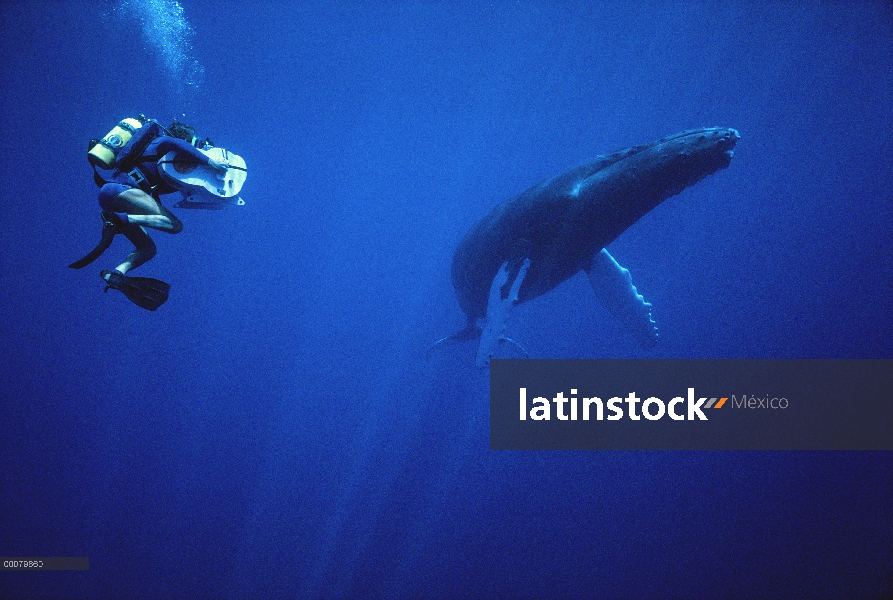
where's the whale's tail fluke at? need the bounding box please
[425,326,530,364]
[425,319,482,361]
[427,258,532,366]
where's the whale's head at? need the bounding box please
[684,126,738,166]
[603,127,739,216]
[655,127,740,188]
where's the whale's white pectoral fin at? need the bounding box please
[587,249,658,349]
[477,259,531,368]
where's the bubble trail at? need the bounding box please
[115,0,205,95]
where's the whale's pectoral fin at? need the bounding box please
[586,249,658,349]
[476,258,531,368]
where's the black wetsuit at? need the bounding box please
[91,121,215,270]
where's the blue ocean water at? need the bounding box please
[1,1,891,598]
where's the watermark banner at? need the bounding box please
[1,557,89,570]
[490,359,892,450]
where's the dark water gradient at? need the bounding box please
[1,1,891,598]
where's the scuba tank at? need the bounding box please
[88,118,144,169]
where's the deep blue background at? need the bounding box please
[1,1,891,598]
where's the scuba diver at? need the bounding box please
[70,116,229,310]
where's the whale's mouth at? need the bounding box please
[694,128,740,172]
[715,128,740,159]
[655,126,740,164]
[663,127,740,188]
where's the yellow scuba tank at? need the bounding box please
[88,118,143,169]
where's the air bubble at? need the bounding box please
[114,0,204,96]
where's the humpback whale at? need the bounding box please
[433,127,740,367]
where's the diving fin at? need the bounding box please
[101,270,170,311]
[69,212,121,269]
